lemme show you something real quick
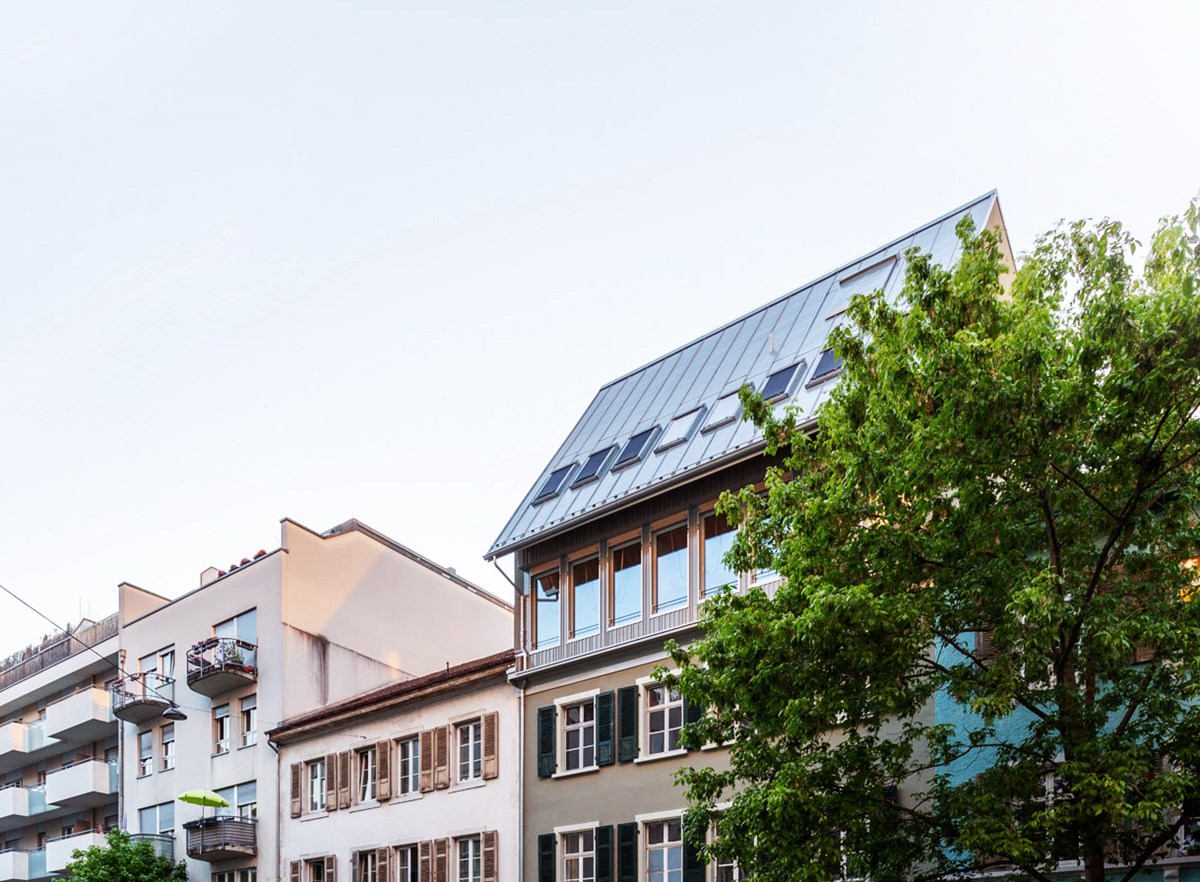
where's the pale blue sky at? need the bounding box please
[1,1,1196,653]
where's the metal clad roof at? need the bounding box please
[486,192,1002,560]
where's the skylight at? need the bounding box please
[611,427,658,471]
[702,387,749,433]
[571,447,615,487]
[761,362,802,402]
[532,464,576,504]
[655,407,706,454]
[809,347,843,383]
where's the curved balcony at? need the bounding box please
[111,673,176,724]
[183,817,256,861]
[186,638,257,698]
[129,833,176,862]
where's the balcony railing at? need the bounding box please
[0,722,59,775]
[0,614,118,692]
[44,758,117,809]
[186,638,257,698]
[45,686,113,743]
[0,849,31,882]
[45,831,106,874]
[110,673,175,724]
[183,816,256,861]
[129,833,175,862]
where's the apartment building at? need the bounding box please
[0,615,120,882]
[269,650,518,882]
[486,193,1010,882]
[112,517,512,882]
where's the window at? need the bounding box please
[160,723,175,770]
[138,731,153,776]
[570,557,600,639]
[239,869,257,882]
[214,872,235,882]
[646,684,684,755]
[702,511,737,595]
[534,464,576,504]
[653,524,689,612]
[572,448,614,488]
[241,695,257,747]
[358,851,378,882]
[397,737,420,796]
[215,609,258,645]
[533,570,561,649]
[612,427,657,470]
[703,388,748,433]
[563,830,595,882]
[138,801,174,836]
[610,540,642,626]
[714,855,745,882]
[761,363,801,401]
[811,347,842,382]
[216,781,256,819]
[457,836,482,882]
[308,759,327,812]
[397,846,419,882]
[458,720,482,782]
[358,746,377,801]
[308,860,326,882]
[646,820,683,882]
[656,409,704,453]
[213,705,230,754]
[563,701,595,771]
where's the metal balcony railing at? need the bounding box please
[185,638,257,698]
[110,673,176,724]
[183,816,256,861]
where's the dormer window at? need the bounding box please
[533,464,576,504]
[655,408,706,454]
[702,387,750,433]
[761,363,802,402]
[612,427,658,471]
[571,447,615,488]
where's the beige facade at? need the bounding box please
[270,652,518,882]
[0,615,120,882]
[114,517,512,882]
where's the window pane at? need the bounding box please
[703,513,737,594]
[611,543,642,625]
[655,526,688,611]
[572,558,600,638]
[534,572,561,648]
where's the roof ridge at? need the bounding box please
[596,190,998,392]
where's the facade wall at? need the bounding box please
[278,675,519,882]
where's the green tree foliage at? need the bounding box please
[667,201,1200,882]
[66,829,187,882]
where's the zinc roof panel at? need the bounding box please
[486,191,1003,559]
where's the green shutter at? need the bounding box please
[595,825,614,882]
[538,833,556,882]
[682,695,704,751]
[537,706,556,778]
[682,824,704,882]
[616,823,638,882]
[617,686,638,763]
[596,692,615,766]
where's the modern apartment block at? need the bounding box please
[0,615,120,882]
[269,650,518,882]
[487,193,1011,882]
[112,517,512,882]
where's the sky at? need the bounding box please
[0,1,1197,654]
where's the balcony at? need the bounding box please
[0,849,31,882]
[0,785,31,828]
[0,723,58,775]
[186,638,257,698]
[44,759,116,809]
[45,687,113,743]
[110,673,175,724]
[183,817,256,861]
[129,833,175,862]
[45,831,105,874]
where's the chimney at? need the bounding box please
[200,566,221,587]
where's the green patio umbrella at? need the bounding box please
[177,789,229,819]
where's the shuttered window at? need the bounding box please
[398,737,420,795]
[457,836,482,882]
[615,824,637,882]
[616,687,638,762]
[595,826,613,882]
[457,720,482,781]
[595,692,615,766]
[308,758,327,812]
[537,707,556,777]
[563,831,595,882]
[645,820,682,882]
[397,846,418,882]
[537,834,556,882]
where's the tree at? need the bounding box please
[66,829,188,882]
[666,200,1200,882]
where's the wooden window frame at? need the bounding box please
[651,520,690,616]
[607,530,644,628]
[567,549,602,642]
[698,503,739,599]
[529,565,562,651]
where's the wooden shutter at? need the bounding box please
[682,824,704,882]
[419,842,432,882]
[434,838,449,882]
[975,629,998,663]
[291,861,301,882]
[617,686,639,762]
[290,763,302,817]
[482,712,499,779]
[377,741,392,801]
[378,847,392,882]
[419,730,435,793]
[536,706,556,778]
[433,726,450,789]
[595,826,613,882]
[482,831,498,882]
[537,833,556,882]
[1134,643,1157,663]
[338,750,352,809]
[595,692,615,766]
[616,823,638,882]
[326,855,337,882]
[326,753,339,810]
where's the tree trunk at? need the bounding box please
[1084,851,1106,882]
